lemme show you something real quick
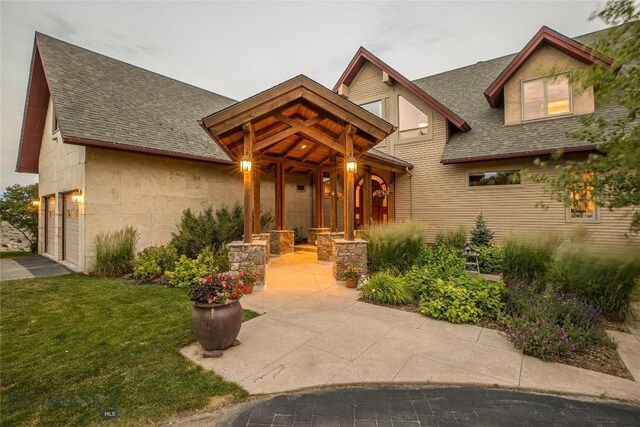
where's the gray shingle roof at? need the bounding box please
[37,33,237,163]
[411,29,622,163]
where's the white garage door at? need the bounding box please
[64,193,79,266]
[45,196,55,255]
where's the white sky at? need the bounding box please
[0,0,607,190]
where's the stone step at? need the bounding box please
[294,244,317,253]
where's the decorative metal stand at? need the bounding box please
[463,243,480,273]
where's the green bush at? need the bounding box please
[477,243,503,275]
[132,245,178,281]
[419,275,506,323]
[416,243,466,279]
[360,271,414,305]
[549,248,640,321]
[93,226,139,277]
[435,226,466,248]
[504,290,613,361]
[470,212,494,247]
[166,247,219,288]
[170,205,277,259]
[501,234,556,291]
[363,221,425,274]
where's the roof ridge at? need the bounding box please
[411,26,610,84]
[35,32,238,103]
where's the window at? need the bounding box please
[360,100,382,118]
[52,112,59,133]
[569,174,597,220]
[522,73,571,121]
[296,184,306,192]
[398,95,430,139]
[468,170,521,187]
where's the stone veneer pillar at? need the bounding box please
[307,227,331,246]
[227,240,267,287]
[317,231,345,262]
[331,238,368,282]
[251,233,271,263]
[269,230,294,256]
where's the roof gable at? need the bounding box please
[333,47,470,132]
[484,26,613,108]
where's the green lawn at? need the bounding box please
[0,274,257,425]
[0,251,32,259]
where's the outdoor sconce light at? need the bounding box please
[71,192,83,204]
[346,158,357,174]
[240,157,252,173]
[31,199,40,207]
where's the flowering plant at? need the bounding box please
[189,272,244,305]
[343,263,361,280]
[372,189,392,198]
[238,270,258,286]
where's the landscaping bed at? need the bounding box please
[0,274,257,426]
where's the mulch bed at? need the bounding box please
[360,298,635,381]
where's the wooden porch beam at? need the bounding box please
[259,155,323,170]
[329,153,338,232]
[274,113,346,155]
[252,115,326,154]
[275,160,286,230]
[344,124,355,241]
[363,165,372,228]
[253,164,261,234]
[314,169,324,228]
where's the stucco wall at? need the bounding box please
[83,147,310,272]
[37,98,86,270]
[345,59,639,252]
[504,44,595,125]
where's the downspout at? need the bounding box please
[405,166,414,220]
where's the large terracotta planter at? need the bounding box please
[346,278,358,288]
[192,300,242,357]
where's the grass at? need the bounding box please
[0,251,33,259]
[0,274,258,425]
[362,221,425,274]
[632,280,640,303]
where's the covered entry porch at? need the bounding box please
[200,75,407,280]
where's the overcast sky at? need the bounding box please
[0,1,607,190]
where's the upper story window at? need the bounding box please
[398,95,429,139]
[468,170,521,187]
[360,100,382,118]
[522,73,571,121]
[52,112,59,134]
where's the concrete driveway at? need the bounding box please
[0,256,71,280]
[182,252,640,402]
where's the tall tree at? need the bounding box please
[532,0,640,233]
[0,184,39,252]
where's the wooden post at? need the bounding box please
[363,165,372,228]
[314,169,324,228]
[344,125,355,241]
[275,160,286,230]
[253,164,261,234]
[243,124,253,243]
[330,153,338,232]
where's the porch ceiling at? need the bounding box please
[199,75,400,174]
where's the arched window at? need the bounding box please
[355,174,389,228]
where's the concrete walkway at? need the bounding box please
[0,256,71,280]
[182,252,640,402]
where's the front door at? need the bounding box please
[355,174,389,228]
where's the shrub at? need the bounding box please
[416,243,466,280]
[549,248,640,321]
[360,271,414,305]
[435,226,466,248]
[503,290,613,361]
[363,221,425,274]
[132,245,178,281]
[166,247,219,288]
[477,243,502,275]
[501,234,556,291]
[419,275,506,323]
[93,226,138,277]
[470,212,494,247]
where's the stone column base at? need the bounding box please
[252,233,271,264]
[228,240,267,287]
[317,231,345,262]
[269,230,294,256]
[308,228,331,246]
[331,238,368,282]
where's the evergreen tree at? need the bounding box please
[470,212,494,247]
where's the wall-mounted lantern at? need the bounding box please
[71,192,83,204]
[31,199,40,207]
[346,157,357,174]
[240,155,252,173]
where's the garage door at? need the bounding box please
[45,196,55,255]
[64,193,79,266]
